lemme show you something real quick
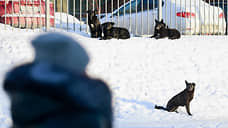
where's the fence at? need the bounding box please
[0,0,227,36]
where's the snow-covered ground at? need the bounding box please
[1,23,228,128]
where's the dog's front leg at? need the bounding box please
[185,102,192,116]
[99,37,104,40]
[151,35,156,38]
[151,33,157,38]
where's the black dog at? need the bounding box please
[87,10,102,38]
[101,22,130,40]
[151,19,180,40]
[155,80,195,116]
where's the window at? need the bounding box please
[117,0,140,16]
[116,0,164,16]
[142,0,164,10]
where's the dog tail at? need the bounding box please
[154,105,168,111]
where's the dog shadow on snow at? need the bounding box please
[117,97,155,110]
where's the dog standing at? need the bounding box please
[155,80,195,116]
[151,19,181,40]
[87,10,102,38]
[101,22,130,40]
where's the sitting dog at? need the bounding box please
[101,22,130,40]
[87,10,102,38]
[151,19,180,40]
[155,80,195,116]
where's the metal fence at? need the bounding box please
[1,0,227,36]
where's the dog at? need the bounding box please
[151,19,181,40]
[155,80,195,116]
[101,22,130,40]
[87,10,102,38]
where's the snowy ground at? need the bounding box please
[1,23,228,128]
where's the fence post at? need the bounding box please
[158,0,162,21]
[46,0,50,31]
[4,0,6,30]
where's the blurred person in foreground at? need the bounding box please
[3,32,113,128]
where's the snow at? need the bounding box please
[1,23,228,128]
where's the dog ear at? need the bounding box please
[161,19,163,23]
[101,22,112,30]
[155,19,158,23]
[185,80,189,85]
[107,23,114,29]
[192,83,196,86]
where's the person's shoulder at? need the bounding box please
[5,63,34,79]
[6,63,34,77]
[69,74,112,100]
[86,76,112,97]
[3,63,34,91]
[68,75,112,110]
[80,75,110,90]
